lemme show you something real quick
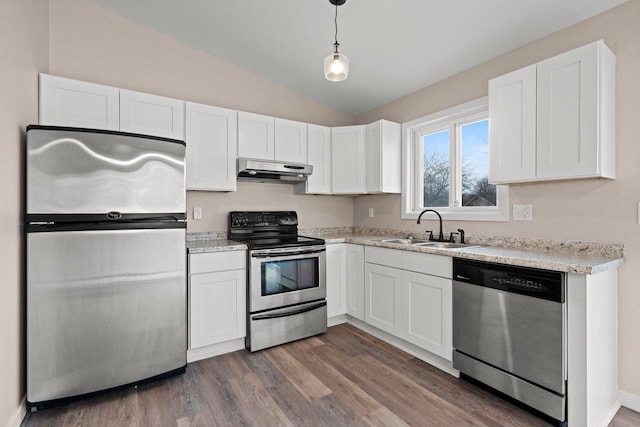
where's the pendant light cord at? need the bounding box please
[334,1,340,53]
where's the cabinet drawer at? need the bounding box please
[189,251,246,274]
[402,251,452,279]
[365,246,402,268]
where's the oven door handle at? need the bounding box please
[251,248,326,258]
[252,301,327,320]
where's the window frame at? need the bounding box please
[401,97,509,222]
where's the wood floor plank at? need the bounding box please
[227,372,294,427]
[22,324,640,427]
[263,345,331,401]
[362,406,410,427]
[286,338,382,418]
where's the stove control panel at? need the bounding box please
[229,211,298,229]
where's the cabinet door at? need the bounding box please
[189,269,246,349]
[366,120,401,193]
[331,125,366,194]
[401,271,452,360]
[120,89,185,140]
[488,65,537,184]
[238,111,275,160]
[185,102,237,191]
[39,74,119,130]
[536,42,602,180]
[345,244,365,321]
[364,263,402,336]
[275,118,307,163]
[326,244,346,319]
[305,124,332,194]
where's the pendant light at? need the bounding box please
[324,0,349,82]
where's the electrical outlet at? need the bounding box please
[368,207,374,218]
[193,207,203,220]
[513,204,532,221]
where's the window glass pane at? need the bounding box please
[461,119,496,206]
[423,129,450,207]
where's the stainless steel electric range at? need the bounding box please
[228,211,327,352]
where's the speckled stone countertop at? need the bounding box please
[299,227,624,275]
[186,232,246,253]
[186,228,624,275]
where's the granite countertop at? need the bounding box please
[186,229,624,275]
[300,230,623,275]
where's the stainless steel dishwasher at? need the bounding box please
[452,258,567,424]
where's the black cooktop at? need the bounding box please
[228,211,325,250]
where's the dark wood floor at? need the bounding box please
[23,323,640,427]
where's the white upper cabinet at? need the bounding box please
[488,40,615,184]
[119,89,185,140]
[331,125,366,194]
[365,119,401,194]
[488,65,537,183]
[185,102,237,191]
[274,118,307,163]
[536,41,615,180]
[305,124,332,194]
[237,111,275,160]
[39,74,186,140]
[39,74,120,131]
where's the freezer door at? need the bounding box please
[27,228,186,404]
[27,126,185,214]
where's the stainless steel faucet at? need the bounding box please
[416,209,445,242]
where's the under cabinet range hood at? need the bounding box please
[237,158,313,183]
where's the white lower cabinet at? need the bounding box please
[401,270,452,359]
[345,244,365,320]
[326,244,347,319]
[364,246,453,361]
[365,262,403,336]
[188,251,246,351]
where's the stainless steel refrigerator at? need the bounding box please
[26,125,187,410]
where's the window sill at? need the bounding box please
[402,206,509,222]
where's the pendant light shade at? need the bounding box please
[324,51,349,82]
[324,0,349,82]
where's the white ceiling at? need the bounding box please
[87,0,627,116]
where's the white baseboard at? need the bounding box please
[345,316,459,377]
[619,389,640,413]
[187,337,246,363]
[7,397,26,427]
[328,314,347,327]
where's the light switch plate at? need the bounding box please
[193,207,203,220]
[368,208,374,218]
[513,204,532,221]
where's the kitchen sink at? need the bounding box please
[413,242,477,249]
[376,238,431,245]
[374,238,481,250]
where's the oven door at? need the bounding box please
[249,245,326,313]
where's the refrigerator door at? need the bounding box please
[27,228,186,404]
[27,126,185,215]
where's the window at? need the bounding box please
[402,97,508,221]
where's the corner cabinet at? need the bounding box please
[366,120,401,194]
[185,102,237,191]
[331,125,366,194]
[188,251,246,362]
[345,244,365,321]
[489,40,615,184]
[364,246,453,361]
